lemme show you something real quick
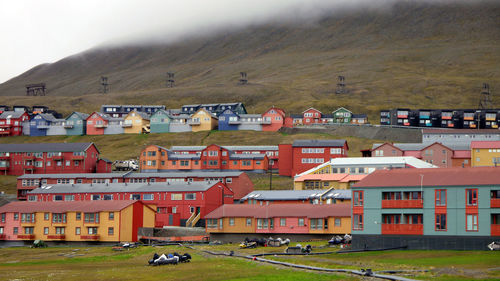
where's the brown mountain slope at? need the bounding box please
[0,1,499,120]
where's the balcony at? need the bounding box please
[491,198,500,208]
[0,130,10,135]
[188,120,200,126]
[23,164,35,170]
[80,235,100,240]
[17,234,35,240]
[382,199,423,209]
[63,124,74,128]
[121,123,133,128]
[381,224,423,235]
[94,123,107,128]
[23,155,35,160]
[492,224,500,236]
[47,234,66,240]
[228,120,242,125]
[36,124,50,129]
[0,166,8,170]
[52,155,63,160]
[261,119,272,124]
[72,155,84,160]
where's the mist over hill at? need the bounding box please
[0,0,499,118]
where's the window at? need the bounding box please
[353,191,363,206]
[466,214,478,231]
[87,227,98,235]
[171,194,182,200]
[208,151,218,156]
[103,194,113,200]
[65,160,71,166]
[76,212,81,220]
[280,218,286,227]
[13,213,19,221]
[65,195,75,201]
[75,227,81,235]
[109,212,114,220]
[52,213,67,223]
[183,193,197,200]
[435,189,446,206]
[335,218,341,227]
[13,227,18,234]
[310,219,323,230]
[44,213,49,221]
[229,218,235,226]
[466,189,478,206]
[92,194,101,201]
[44,227,49,235]
[330,148,342,154]
[298,218,305,227]
[130,194,141,200]
[54,195,63,201]
[84,213,99,223]
[435,214,446,231]
[55,227,65,235]
[108,227,114,236]
[353,214,363,230]
[143,194,154,200]
[246,218,252,226]
[24,227,34,234]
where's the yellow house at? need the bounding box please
[0,201,155,242]
[189,108,218,132]
[123,110,151,134]
[293,173,366,190]
[471,141,500,167]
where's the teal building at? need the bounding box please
[352,167,500,250]
[150,109,171,133]
[64,112,89,136]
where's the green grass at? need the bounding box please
[0,245,498,280]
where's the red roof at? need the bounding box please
[453,150,471,158]
[0,200,139,213]
[339,174,367,183]
[205,203,350,219]
[354,167,500,188]
[471,141,500,149]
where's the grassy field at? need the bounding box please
[0,243,498,280]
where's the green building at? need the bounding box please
[150,109,171,133]
[352,167,500,250]
[64,112,89,136]
[332,107,352,123]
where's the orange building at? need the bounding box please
[205,203,351,242]
[0,201,155,242]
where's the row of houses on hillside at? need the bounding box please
[0,103,371,137]
[381,108,500,129]
[368,140,500,168]
[139,139,349,177]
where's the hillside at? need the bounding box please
[0,1,498,120]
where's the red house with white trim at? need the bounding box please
[261,107,286,131]
[279,140,349,176]
[0,111,29,137]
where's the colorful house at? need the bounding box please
[86,112,109,135]
[0,142,101,178]
[371,142,471,168]
[19,171,254,202]
[278,139,349,177]
[351,167,500,250]
[27,181,233,228]
[471,141,500,167]
[29,113,58,137]
[46,117,67,136]
[262,107,286,132]
[205,204,351,242]
[100,105,165,118]
[0,111,29,137]
[140,144,269,173]
[217,109,240,131]
[0,200,155,242]
[332,107,352,123]
[351,114,368,125]
[150,109,171,133]
[189,108,218,132]
[123,110,150,134]
[64,112,89,136]
[300,107,333,125]
[181,103,247,117]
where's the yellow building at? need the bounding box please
[189,108,218,132]
[471,141,500,167]
[0,201,155,242]
[293,173,365,190]
[123,110,151,134]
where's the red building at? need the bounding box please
[140,144,269,173]
[279,139,349,176]
[17,171,254,201]
[299,108,334,125]
[0,111,29,137]
[261,107,286,132]
[27,181,233,227]
[0,142,102,178]
[86,112,108,135]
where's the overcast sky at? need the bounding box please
[1,0,456,84]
